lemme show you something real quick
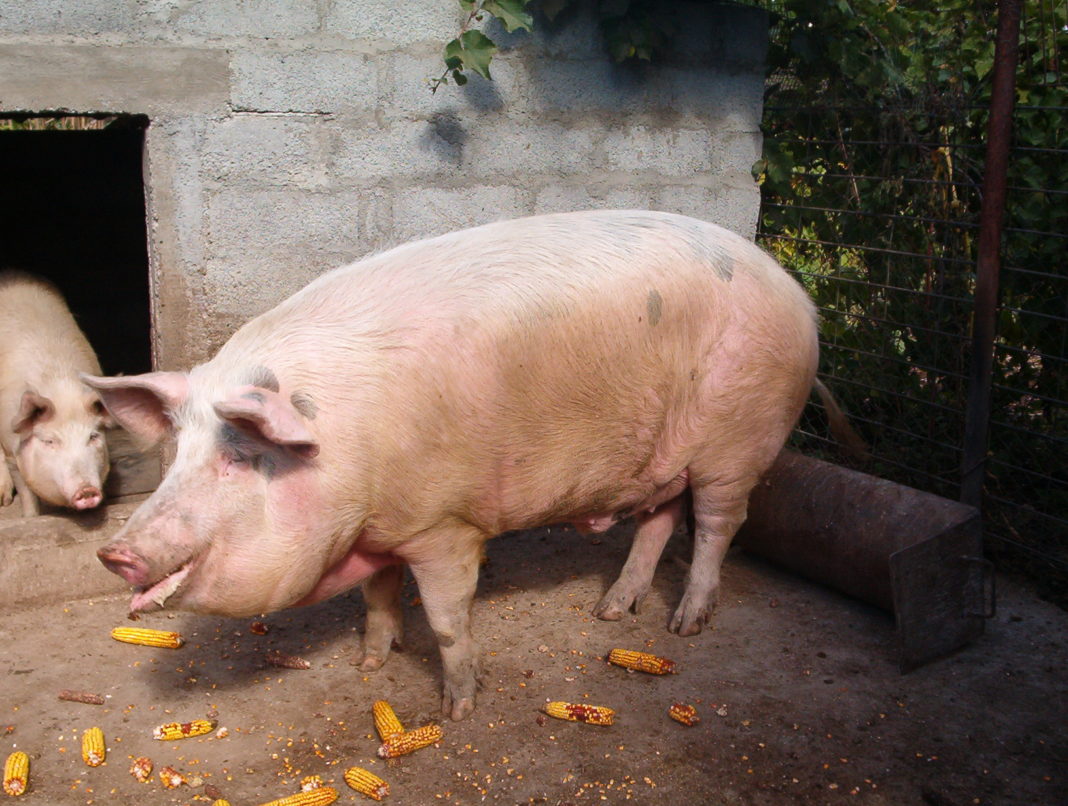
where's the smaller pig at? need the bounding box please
[0,271,111,517]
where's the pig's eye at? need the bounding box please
[89,432,103,445]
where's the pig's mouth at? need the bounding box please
[130,563,193,613]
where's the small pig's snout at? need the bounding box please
[72,487,103,510]
[98,544,151,587]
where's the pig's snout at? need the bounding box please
[98,544,151,587]
[72,486,103,510]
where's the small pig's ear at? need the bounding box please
[213,386,320,459]
[12,390,54,435]
[81,372,190,445]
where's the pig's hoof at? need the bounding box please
[445,696,476,721]
[669,599,712,636]
[592,587,646,621]
[357,654,387,672]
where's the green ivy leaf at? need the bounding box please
[458,29,498,80]
[483,0,533,33]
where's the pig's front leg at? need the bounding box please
[358,564,406,671]
[11,466,40,517]
[402,525,488,721]
[593,495,686,620]
[0,458,15,508]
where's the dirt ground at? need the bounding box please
[1,519,1065,806]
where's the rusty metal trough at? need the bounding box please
[736,451,995,671]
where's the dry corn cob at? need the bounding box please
[212,801,232,806]
[543,701,615,726]
[159,765,185,788]
[153,719,216,740]
[3,751,29,796]
[607,648,676,675]
[344,766,389,801]
[58,689,105,705]
[668,702,700,726]
[81,726,106,766]
[110,626,184,649]
[257,786,339,806]
[130,756,153,783]
[377,723,443,758]
[372,700,404,741]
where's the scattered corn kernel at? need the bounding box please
[607,648,676,674]
[344,766,389,800]
[81,726,106,766]
[372,700,404,741]
[301,774,324,791]
[257,786,339,806]
[130,756,153,783]
[669,702,700,726]
[377,724,443,758]
[110,626,184,648]
[543,701,615,725]
[3,751,29,796]
[153,719,216,740]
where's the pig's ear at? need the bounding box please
[81,372,190,445]
[213,386,320,459]
[12,391,55,435]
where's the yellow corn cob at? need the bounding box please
[543,701,615,726]
[372,700,404,741]
[257,786,339,806]
[377,723,443,758]
[153,719,216,740]
[129,756,153,783]
[607,648,676,675]
[344,766,389,801]
[3,751,29,796]
[212,801,232,806]
[82,726,106,766]
[110,626,184,649]
[159,765,185,788]
[668,702,700,726]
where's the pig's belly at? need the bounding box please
[291,545,399,607]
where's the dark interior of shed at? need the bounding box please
[0,115,152,376]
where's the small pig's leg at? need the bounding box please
[13,469,40,517]
[403,528,487,721]
[669,479,752,636]
[358,564,406,672]
[0,459,14,507]
[592,494,686,620]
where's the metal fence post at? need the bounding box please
[961,0,1023,508]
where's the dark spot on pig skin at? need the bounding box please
[255,454,278,480]
[241,391,265,404]
[646,290,663,326]
[247,366,280,392]
[290,391,318,420]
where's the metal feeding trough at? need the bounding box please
[735,450,996,671]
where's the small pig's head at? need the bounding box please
[11,384,111,510]
[83,371,331,617]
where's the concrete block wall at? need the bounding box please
[0,0,768,367]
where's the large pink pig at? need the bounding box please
[89,210,820,720]
[0,271,111,517]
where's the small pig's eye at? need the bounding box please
[91,400,105,416]
[89,432,103,445]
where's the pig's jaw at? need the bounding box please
[129,563,192,614]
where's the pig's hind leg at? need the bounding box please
[668,475,755,636]
[401,525,489,721]
[358,564,406,671]
[0,459,14,508]
[592,493,687,620]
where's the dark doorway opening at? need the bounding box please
[0,114,152,375]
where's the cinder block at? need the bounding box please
[325,0,462,45]
[602,126,715,177]
[0,0,133,35]
[333,120,462,182]
[170,0,319,39]
[382,51,530,121]
[391,185,525,242]
[533,185,651,215]
[231,49,378,114]
[464,120,596,177]
[655,181,761,239]
[201,114,333,189]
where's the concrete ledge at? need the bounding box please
[0,502,136,610]
[0,44,229,115]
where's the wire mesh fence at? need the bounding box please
[757,0,1067,605]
